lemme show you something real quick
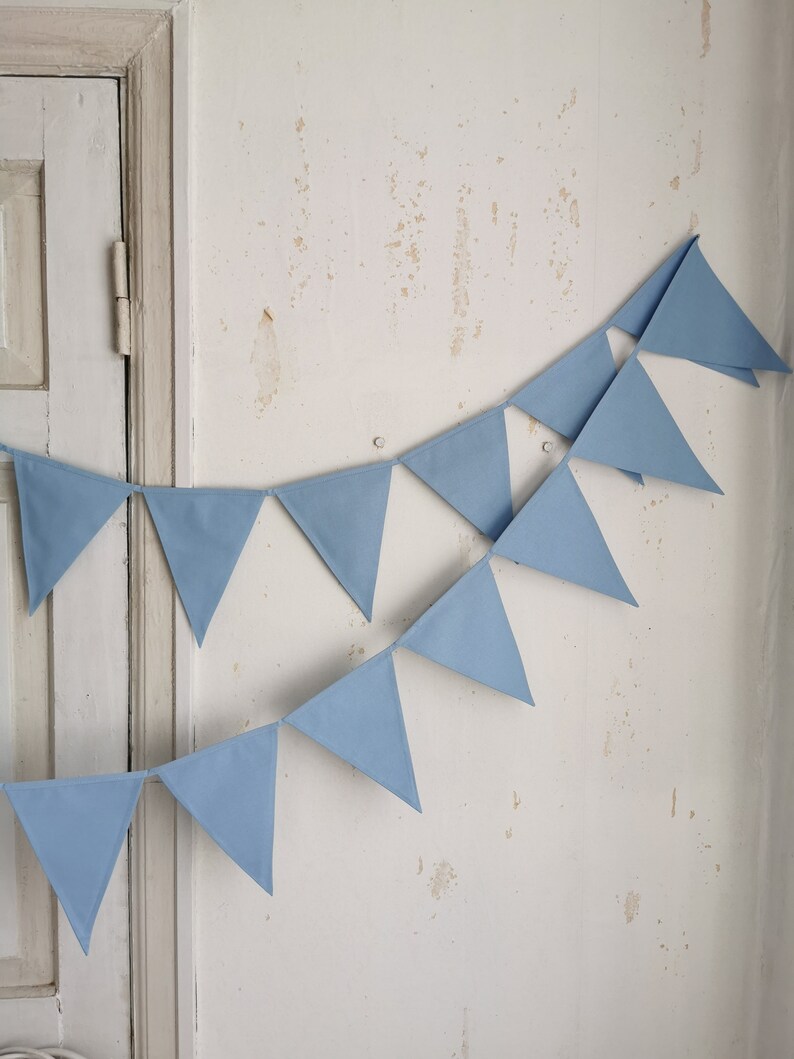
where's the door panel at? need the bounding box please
[0,77,132,1057]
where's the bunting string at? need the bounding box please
[1,236,786,646]
[0,234,789,952]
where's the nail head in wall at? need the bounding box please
[542,441,553,453]
[373,437,386,448]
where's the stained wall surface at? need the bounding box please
[190,2,794,1055]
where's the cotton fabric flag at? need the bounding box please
[13,451,133,613]
[144,487,264,645]
[609,237,761,385]
[401,560,532,703]
[636,240,790,375]
[3,772,145,954]
[285,651,421,811]
[492,463,636,605]
[572,357,722,493]
[277,464,392,621]
[402,409,512,540]
[155,725,279,894]
[510,331,617,439]
[608,237,696,337]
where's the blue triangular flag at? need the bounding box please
[285,652,421,811]
[144,488,264,645]
[492,464,636,605]
[402,560,532,703]
[402,410,512,540]
[155,725,278,894]
[510,331,617,439]
[572,357,722,493]
[694,361,759,387]
[277,464,392,621]
[609,237,696,337]
[13,451,133,614]
[4,772,145,954]
[638,240,790,374]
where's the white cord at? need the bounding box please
[0,1049,91,1059]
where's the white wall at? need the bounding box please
[190,1,793,1055]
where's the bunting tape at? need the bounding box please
[0,236,787,647]
[0,234,789,952]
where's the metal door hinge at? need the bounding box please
[112,240,131,356]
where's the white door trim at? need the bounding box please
[0,5,194,1057]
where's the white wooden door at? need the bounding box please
[0,77,133,1056]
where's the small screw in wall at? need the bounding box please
[373,437,386,449]
[542,441,553,453]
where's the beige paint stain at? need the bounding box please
[450,185,472,355]
[690,809,696,819]
[385,150,429,324]
[557,87,577,118]
[700,0,712,58]
[505,827,513,840]
[624,890,641,924]
[290,112,311,307]
[429,860,458,900]
[513,790,521,810]
[669,175,680,191]
[507,211,518,265]
[569,199,580,228]
[688,210,699,235]
[417,856,424,876]
[692,130,703,175]
[491,201,498,225]
[250,309,281,415]
[671,787,677,818]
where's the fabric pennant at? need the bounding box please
[155,725,278,894]
[401,560,532,704]
[572,357,722,493]
[609,237,696,337]
[638,239,790,374]
[402,409,512,540]
[144,488,264,645]
[4,772,145,954]
[694,361,759,387]
[510,331,617,439]
[492,463,636,605]
[277,464,392,621]
[285,651,421,811]
[13,451,133,614]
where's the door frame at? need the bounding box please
[0,4,194,1057]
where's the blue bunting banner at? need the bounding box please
[3,772,146,954]
[492,463,637,605]
[0,236,785,645]
[278,463,393,621]
[155,725,279,894]
[0,236,789,953]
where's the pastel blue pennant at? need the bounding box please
[277,464,392,621]
[155,725,278,894]
[13,451,133,614]
[402,410,512,540]
[694,361,759,387]
[609,237,696,336]
[638,240,790,374]
[4,772,145,954]
[572,357,722,494]
[492,463,637,605]
[144,488,264,645]
[402,560,532,703]
[510,331,617,439]
[285,652,421,812]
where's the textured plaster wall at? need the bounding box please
[190,2,793,1055]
